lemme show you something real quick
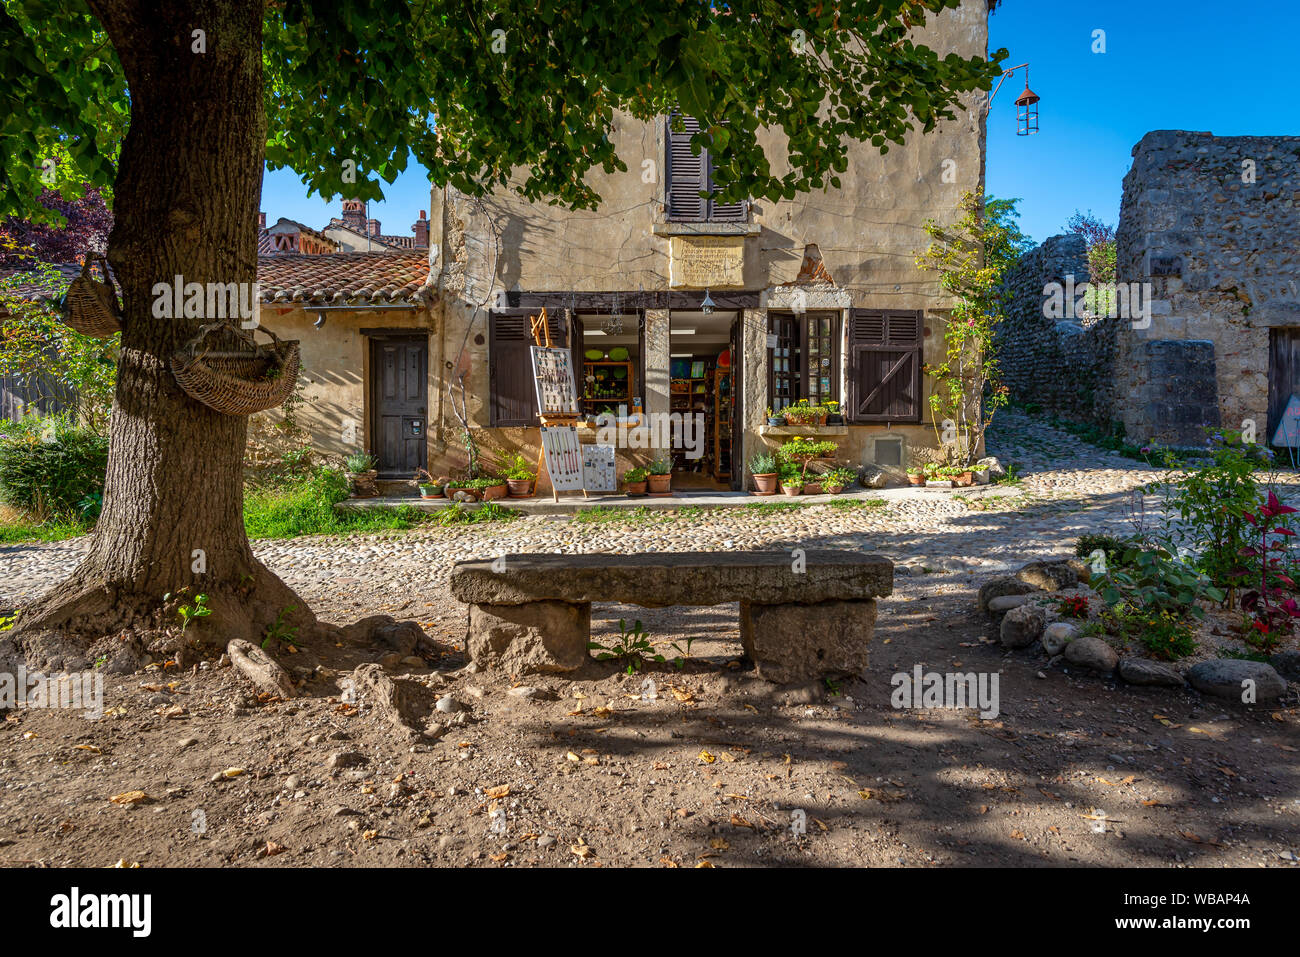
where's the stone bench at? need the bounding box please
[448,551,893,683]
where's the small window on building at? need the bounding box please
[873,436,904,467]
[766,312,841,412]
[666,113,748,223]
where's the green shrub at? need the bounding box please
[0,416,108,518]
[1120,607,1197,660]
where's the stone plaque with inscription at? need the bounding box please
[669,235,745,288]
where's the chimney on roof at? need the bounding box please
[413,210,429,249]
[258,211,266,229]
[367,218,380,237]
[341,199,367,231]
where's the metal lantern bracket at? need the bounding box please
[987,62,1040,136]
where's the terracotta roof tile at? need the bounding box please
[2,251,437,308]
[257,250,435,305]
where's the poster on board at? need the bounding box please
[1272,393,1300,447]
[530,346,579,418]
[582,444,617,493]
[541,425,584,491]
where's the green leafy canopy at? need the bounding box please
[2,0,1005,218]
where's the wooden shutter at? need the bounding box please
[847,309,923,423]
[488,310,568,427]
[667,115,706,222]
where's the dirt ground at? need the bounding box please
[2,568,1297,869]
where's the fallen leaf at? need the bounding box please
[109,790,151,805]
[698,750,716,764]
[485,785,510,799]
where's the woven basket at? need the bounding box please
[61,254,122,338]
[171,322,300,416]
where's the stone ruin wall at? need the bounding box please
[1115,131,1300,446]
[999,131,1300,448]
[996,233,1121,428]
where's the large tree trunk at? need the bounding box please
[15,0,315,660]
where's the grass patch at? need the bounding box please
[0,504,90,544]
[245,469,517,539]
[823,497,885,510]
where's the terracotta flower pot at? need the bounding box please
[781,484,802,497]
[506,478,535,498]
[481,483,508,501]
[346,469,378,498]
[625,481,648,495]
[647,473,672,494]
[803,482,823,495]
[907,473,925,486]
[823,483,844,494]
[751,473,778,495]
[953,471,973,487]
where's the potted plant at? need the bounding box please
[646,455,673,494]
[501,452,537,497]
[444,479,481,501]
[780,470,803,496]
[823,400,844,426]
[765,407,785,428]
[906,466,926,487]
[344,451,379,498]
[822,467,856,494]
[481,475,509,500]
[623,466,648,495]
[749,452,779,495]
[783,400,816,427]
[414,468,444,499]
[803,475,824,495]
[950,465,974,487]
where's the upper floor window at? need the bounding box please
[666,114,747,223]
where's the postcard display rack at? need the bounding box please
[528,310,615,500]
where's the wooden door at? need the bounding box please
[370,336,428,478]
[1268,328,1300,444]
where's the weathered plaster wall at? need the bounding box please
[1116,130,1300,445]
[253,305,437,465]
[426,0,990,482]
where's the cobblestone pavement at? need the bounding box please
[3,410,1295,612]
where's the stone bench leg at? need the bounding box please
[467,601,591,673]
[740,599,877,684]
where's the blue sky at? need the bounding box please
[260,1,1300,245]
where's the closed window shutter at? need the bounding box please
[667,115,706,222]
[489,311,569,427]
[847,309,923,423]
[708,164,747,222]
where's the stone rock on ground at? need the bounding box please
[1118,657,1185,687]
[975,456,1006,480]
[1001,604,1046,649]
[467,600,590,674]
[740,599,876,684]
[1186,659,1287,702]
[978,577,1036,613]
[339,615,432,657]
[987,594,1031,615]
[1041,621,1079,656]
[1270,650,1300,681]
[1063,635,1119,673]
[1016,560,1079,592]
[858,465,889,489]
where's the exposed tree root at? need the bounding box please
[227,639,296,698]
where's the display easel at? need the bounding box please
[529,309,589,502]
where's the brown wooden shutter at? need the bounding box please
[488,310,568,427]
[667,114,707,222]
[708,165,747,222]
[847,309,923,423]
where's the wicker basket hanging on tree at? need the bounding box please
[60,254,123,338]
[170,321,300,416]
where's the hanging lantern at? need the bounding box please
[1014,81,1040,136]
[700,288,715,315]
